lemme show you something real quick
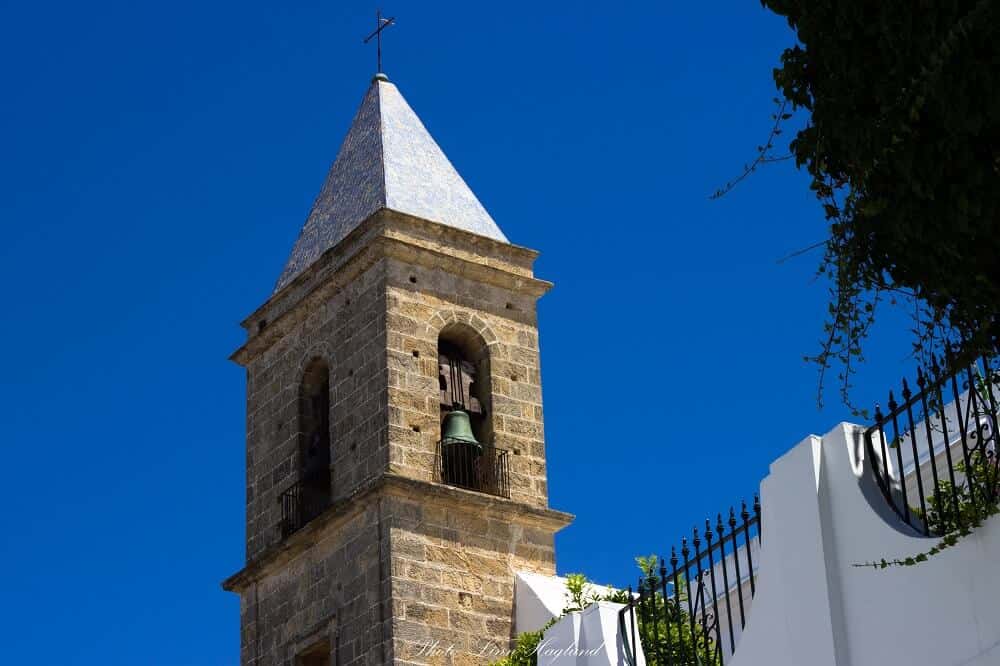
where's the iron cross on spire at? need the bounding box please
[363,9,396,74]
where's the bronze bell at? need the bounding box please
[440,409,481,449]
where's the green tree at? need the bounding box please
[628,556,720,666]
[562,572,600,614]
[490,623,553,666]
[752,1,1000,407]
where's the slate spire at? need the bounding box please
[274,75,508,292]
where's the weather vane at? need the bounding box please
[363,9,396,74]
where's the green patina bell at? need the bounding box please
[440,409,481,448]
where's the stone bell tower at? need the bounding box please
[222,73,573,666]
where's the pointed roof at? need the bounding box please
[274,75,508,292]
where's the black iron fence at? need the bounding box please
[620,498,761,666]
[865,350,1000,536]
[435,439,511,499]
[279,471,332,539]
[617,347,1000,664]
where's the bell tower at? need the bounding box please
[222,73,572,666]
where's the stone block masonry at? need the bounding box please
[241,257,389,562]
[384,263,550,509]
[224,210,572,665]
[384,478,568,665]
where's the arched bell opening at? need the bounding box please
[437,324,495,493]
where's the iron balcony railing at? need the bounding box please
[620,498,761,666]
[865,348,1000,537]
[435,439,511,499]
[278,470,332,540]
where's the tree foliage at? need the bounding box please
[760,0,1000,406]
[631,556,719,666]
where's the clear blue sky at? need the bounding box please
[0,2,917,664]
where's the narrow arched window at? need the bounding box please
[297,358,331,514]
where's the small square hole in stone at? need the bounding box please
[409,276,417,283]
[412,425,421,433]
[412,350,420,358]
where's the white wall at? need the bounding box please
[728,422,1000,666]
[538,602,646,666]
[514,571,620,634]
[524,418,1000,665]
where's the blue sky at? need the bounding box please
[0,1,918,664]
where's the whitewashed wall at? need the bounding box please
[729,422,1000,666]
[521,419,1000,666]
[515,571,620,634]
[538,602,646,666]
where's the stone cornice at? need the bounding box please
[241,211,537,330]
[221,473,574,594]
[380,473,574,532]
[230,216,552,367]
[380,236,553,298]
[229,239,383,367]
